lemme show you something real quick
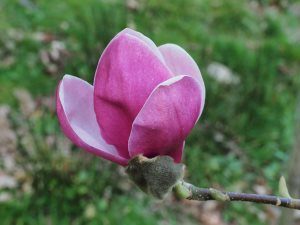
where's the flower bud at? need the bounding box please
[126,155,185,199]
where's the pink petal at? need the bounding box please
[159,44,206,114]
[121,28,166,64]
[94,33,172,153]
[169,141,185,163]
[128,75,202,163]
[56,75,128,166]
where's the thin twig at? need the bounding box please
[174,181,300,210]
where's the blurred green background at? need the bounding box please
[0,0,300,224]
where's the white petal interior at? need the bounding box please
[60,75,119,155]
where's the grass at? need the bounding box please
[0,0,300,224]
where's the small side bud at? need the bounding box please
[210,188,230,202]
[126,155,185,199]
[279,176,291,198]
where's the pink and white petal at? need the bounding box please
[121,28,166,64]
[159,44,206,114]
[94,33,172,153]
[57,75,128,166]
[128,75,202,163]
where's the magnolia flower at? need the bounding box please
[56,28,205,166]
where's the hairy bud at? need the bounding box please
[126,155,185,199]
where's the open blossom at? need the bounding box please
[56,28,205,166]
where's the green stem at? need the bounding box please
[173,181,300,210]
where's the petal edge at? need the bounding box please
[128,75,202,162]
[159,44,206,115]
